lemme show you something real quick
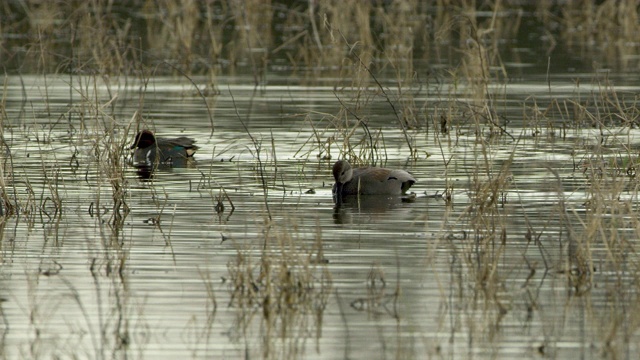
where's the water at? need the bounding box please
[3,3,640,359]
[2,72,639,359]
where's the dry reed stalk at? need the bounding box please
[227,219,331,358]
[559,0,640,70]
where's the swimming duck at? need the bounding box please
[332,159,416,200]
[130,130,199,165]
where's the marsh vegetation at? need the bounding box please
[1,1,640,359]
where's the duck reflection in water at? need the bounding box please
[331,159,417,223]
[129,130,199,179]
[332,194,418,224]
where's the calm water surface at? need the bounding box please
[1,71,640,359]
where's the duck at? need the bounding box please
[332,159,416,200]
[129,130,199,165]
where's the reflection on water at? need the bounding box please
[133,159,199,180]
[333,195,415,225]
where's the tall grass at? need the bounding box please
[5,1,637,77]
[227,219,331,359]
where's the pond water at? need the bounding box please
[2,71,640,359]
[3,3,640,360]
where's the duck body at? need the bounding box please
[130,130,199,165]
[332,160,416,199]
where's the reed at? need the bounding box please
[0,76,15,216]
[556,0,640,71]
[227,219,331,358]
[2,1,637,77]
